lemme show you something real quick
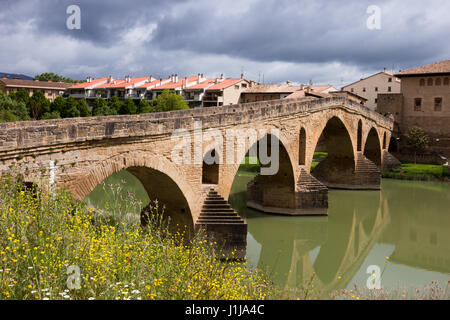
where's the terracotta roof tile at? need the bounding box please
[152,76,198,90]
[0,78,73,89]
[395,60,450,77]
[206,78,245,90]
[68,77,109,89]
[183,79,217,90]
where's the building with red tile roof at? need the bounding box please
[65,73,251,108]
[0,77,73,101]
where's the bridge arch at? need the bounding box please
[224,129,297,215]
[70,152,198,237]
[309,115,357,188]
[298,127,307,166]
[364,127,382,168]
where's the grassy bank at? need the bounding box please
[382,163,450,182]
[0,175,278,300]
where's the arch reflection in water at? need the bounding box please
[229,173,450,298]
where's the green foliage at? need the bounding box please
[405,126,429,153]
[119,98,137,115]
[92,97,116,116]
[50,96,66,114]
[405,126,430,164]
[9,88,30,106]
[382,163,449,181]
[0,91,29,122]
[77,99,90,117]
[34,72,81,84]
[29,90,51,119]
[154,90,189,112]
[41,111,61,120]
[137,99,152,114]
[61,96,80,118]
[108,96,123,114]
[0,175,277,300]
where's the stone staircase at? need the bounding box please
[355,154,381,188]
[195,188,247,259]
[197,188,246,224]
[382,151,401,171]
[297,168,328,193]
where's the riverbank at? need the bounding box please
[382,162,450,182]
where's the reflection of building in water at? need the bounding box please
[380,184,450,274]
[246,189,391,297]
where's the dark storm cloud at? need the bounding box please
[151,0,449,69]
[1,0,449,83]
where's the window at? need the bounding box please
[351,88,354,93]
[436,78,442,86]
[375,87,378,92]
[388,77,392,82]
[362,87,366,92]
[414,98,422,111]
[357,121,362,151]
[242,83,247,88]
[420,79,425,86]
[388,86,392,92]
[234,85,239,89]
[434,97,442,112]
[444,78,449,85]
[375,98,378,103]
[427,78,433,86]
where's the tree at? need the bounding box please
[154,90,189,112]
[77,99,90,117]
[0,92,29,122]
[28,90,50,119]
[92,98,116,116]
[119,98,137,115]
[108,96,123,114]
[138,99,152,114]
[62,96,80,118]
[34,72,81,84]
[50,96,66,115]
[41,111,61,120]
[9,88,30,106]
[405,126,429,163]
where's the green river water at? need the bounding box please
[84,169,450,298]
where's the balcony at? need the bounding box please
[203,95,223,102]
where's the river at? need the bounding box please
[84,169,450,298]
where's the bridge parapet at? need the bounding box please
[0,97,394,155]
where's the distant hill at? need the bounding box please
[0,72,34,81]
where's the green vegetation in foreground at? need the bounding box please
[0,175,278,300]
[383,163,450,181]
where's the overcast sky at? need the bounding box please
[1,0,449,87]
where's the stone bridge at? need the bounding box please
[0,96,396,258]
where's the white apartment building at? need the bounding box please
[342,69,401,110]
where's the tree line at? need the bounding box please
[0,89,189,122]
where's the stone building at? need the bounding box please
[377,60,450,157]
[342,69,401,110]
[241,83,337,103]
[0,77,72,101]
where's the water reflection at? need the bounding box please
[229,174,450,297]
